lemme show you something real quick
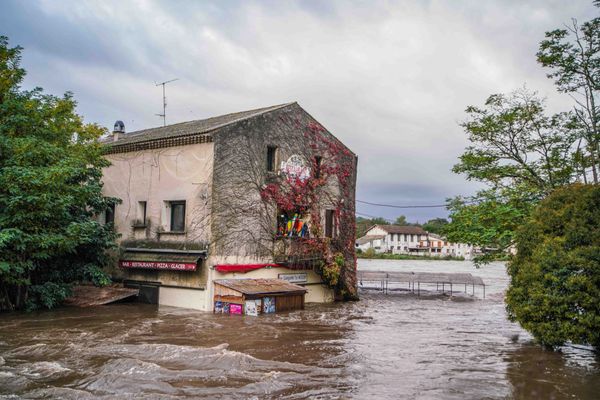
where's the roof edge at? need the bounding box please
[104,102,297,148]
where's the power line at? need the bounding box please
[356,199,450,208]
[355,211,394,221]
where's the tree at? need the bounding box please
[0,37,118,310]
[445,89,577,261]
[454,89,576,193]
[370,217,389,225]
[506,184,600,349]
[356,216,392,238]
[537,9,600,183]
[394,215,407,225]
[422,218,448,235]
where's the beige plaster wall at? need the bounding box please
[102,142,214,243]
[159,286,208,310]
[102,143,213,288]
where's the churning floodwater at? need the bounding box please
[1,260,599,399]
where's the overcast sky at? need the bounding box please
[1,0,597,222]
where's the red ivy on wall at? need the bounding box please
[260,121,357,297]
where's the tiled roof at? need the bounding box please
[213,279,307,295]
[373,225,427,235]
[103,102,295,147]
[356,235,386,245]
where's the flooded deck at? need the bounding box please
[358,269,486,297]
[63,285,139,307]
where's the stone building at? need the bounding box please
[101,102,357,311]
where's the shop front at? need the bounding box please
[213,278,307,316]
[119,248,208,306]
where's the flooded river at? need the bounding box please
[1,260,599,399]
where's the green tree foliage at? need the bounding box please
[422,218,448,234]
[356,216,389,238]
[394,215,407,226]
[506,184,600,349]
[445,89,578,262]
[537,12,600,183]
[454,89,576,193]
[369,217,389,225]
[0,36,118,311]
[447,5,600,261]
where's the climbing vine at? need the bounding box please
[259,121,358,299]
[208,105,358,300]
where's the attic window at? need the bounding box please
[267,146,277,172]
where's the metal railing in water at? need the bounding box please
[358,270,486,298]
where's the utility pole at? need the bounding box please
[155,78,178,126]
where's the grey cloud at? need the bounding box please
[1,0,596,222]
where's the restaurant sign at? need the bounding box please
[278,272,308,284]
[119,260,197,271]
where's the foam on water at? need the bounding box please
[0,260,598,399]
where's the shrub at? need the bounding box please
[363,248,376,259]
[506,184,600,349]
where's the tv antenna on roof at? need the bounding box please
[155,78,178,126]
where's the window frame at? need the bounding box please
[169,201,186,232]
[314,155,322,179]
[325,209,335,238]
[138,201,147,225]
[105,204,115,225]
[267,145,278,172]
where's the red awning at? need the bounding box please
[214,263,283,273]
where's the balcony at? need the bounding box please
[273,236,328,270]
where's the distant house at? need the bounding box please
[355,234,386,251]
[356,225,429,254]
[356,224,477,259]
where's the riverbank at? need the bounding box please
[357,252,465,261]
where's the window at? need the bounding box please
[137,201,147,225]
[277,209,310,238]
[105,204,115,225]
[169,201,186,232]
[325,209,335,238]
[314,156,322,178]
[267,146,277,172]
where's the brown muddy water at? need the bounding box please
[1,260,599,399]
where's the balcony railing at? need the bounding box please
[273,236,329,270]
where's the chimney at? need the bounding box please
[113,120,125,142]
